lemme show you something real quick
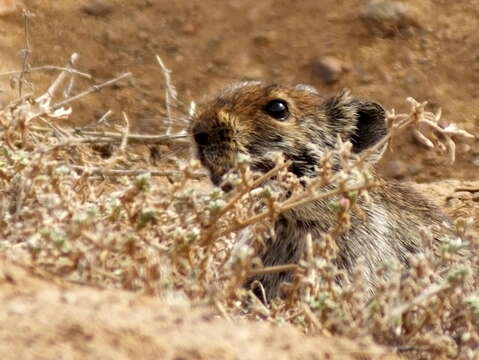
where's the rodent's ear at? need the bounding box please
[325,90,387,156]
[350,100,387,153]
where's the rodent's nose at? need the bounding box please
[194,132,210,146]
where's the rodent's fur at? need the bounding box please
[191,81,453,301]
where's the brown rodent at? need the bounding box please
[190,81,454,301]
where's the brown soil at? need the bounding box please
[0,0,478,358]
[0,0,478,181]
[0,257,397,360]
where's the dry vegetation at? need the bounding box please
[1,10,479,360]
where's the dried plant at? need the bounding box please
[0,29,478,360]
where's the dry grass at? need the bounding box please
[0,21,478,359]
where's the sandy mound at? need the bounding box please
[0,258,397,360]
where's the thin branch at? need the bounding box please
[387,283,450,321]
[216,160,292,221]
[214,300,233,323]
[0,65,92,79]
[216,182,377,239]
[9,126,189,145]
[18,10,32,98]
[51,72,132,110]
[69,165,205,179]
[64,53,80,97]
[42,53,80,103]
[120,112,130,153]
[248,264,299,277]
[156,55,177,135]
[302,303,322,331]
[72,128,188,144]
[97,110,113,125]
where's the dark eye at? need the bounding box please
[264,99,289,120]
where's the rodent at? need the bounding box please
[190,81,454,302]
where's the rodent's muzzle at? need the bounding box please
[192,126,236,184]
[193,127,231,147]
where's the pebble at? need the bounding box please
[473,157,479,167]
[181,23,196,35]
[81,0,114,17]
[138,31,149,41]
[311,56,345,85]
[472,193,479,202]
[252,34,271,47]
[360,0,418,37]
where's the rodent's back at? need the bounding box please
[248,178,453,300]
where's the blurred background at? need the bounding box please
[0,0,477,182]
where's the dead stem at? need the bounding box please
[51,72,132,110]
[216,182,377,239]
[0,65,92,79]
[156,55,177,135]
[248,264,299,277]
[70,165,205,179]
[25,126,189,144]
[18,10,32,98]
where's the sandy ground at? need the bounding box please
[0,257,398,360]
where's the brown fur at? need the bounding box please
[191,81,454,301]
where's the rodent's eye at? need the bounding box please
[264,99,289,120]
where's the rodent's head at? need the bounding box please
[191,81,387,185]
